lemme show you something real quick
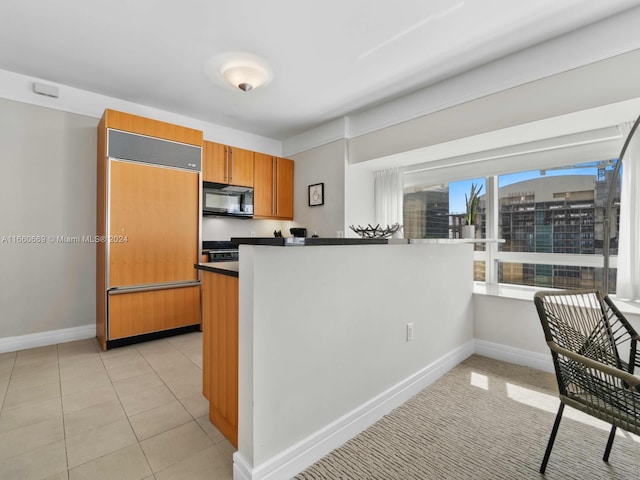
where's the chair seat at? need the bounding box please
[564,390,640,436]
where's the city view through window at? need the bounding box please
[403,160,620,291]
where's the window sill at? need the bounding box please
[473,282,640,316]
[409,238,505,245]
[473,282,537,301]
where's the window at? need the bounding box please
[404,178,487,281]
[403,178,486,239]
[404,159,621,293]
[494,160,619,291]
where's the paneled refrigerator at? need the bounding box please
[96,110,203,350]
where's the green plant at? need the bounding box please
[464,183,483,226]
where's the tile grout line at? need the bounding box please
[135,339,216,475]
[0,348,67,474]
[97,344,156,476]
[132,338,232,472]
[164,336,236,465]
[2,335,229,478]
[57,343,71,478]
[0,352,16,413]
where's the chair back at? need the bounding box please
[534,290,622,373]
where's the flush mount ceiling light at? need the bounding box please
[204,52,273,93]
[222,64,268,92]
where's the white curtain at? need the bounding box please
[616,121,640,301]
[374,168,404,228]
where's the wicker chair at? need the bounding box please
[534,289,640,474]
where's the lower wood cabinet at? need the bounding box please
[201,270,238,448]
[108,285,200,340]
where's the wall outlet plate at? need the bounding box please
[406,322,414,341]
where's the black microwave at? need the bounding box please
[202,181,254,218]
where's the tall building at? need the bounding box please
[493,173,619,290]
[403,188,449,239]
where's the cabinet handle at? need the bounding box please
[228,147,233,183]
[272,157,276,215]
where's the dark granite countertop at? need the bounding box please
[195,262,239,278]
[231,237,393,246]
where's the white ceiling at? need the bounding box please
[1,0,639,141]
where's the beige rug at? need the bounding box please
[296,355,640,479]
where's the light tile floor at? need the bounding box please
[0,332,234,480]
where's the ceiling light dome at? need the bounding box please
[222,64,269,92]
[204,52,273,93]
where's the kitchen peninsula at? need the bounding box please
[197,240,475,480]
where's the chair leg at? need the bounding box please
[603,425,617,462]
[540,403,565,474]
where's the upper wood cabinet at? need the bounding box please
[103,109,202,146]
[253,153,294,220]
[202,140,254,187]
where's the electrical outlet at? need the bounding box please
[406,322,414,341]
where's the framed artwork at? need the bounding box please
[308,183,324,206]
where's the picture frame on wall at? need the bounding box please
[308,183,324,206]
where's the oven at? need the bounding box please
[207,249,239,262]
[202,241,239,263]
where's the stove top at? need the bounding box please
[202,240,235,251]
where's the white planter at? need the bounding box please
[461,225,475,239]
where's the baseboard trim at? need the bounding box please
[236,340,475,480]
[0,324,95,354]
[233,452,252,480]
[473,339,554,373]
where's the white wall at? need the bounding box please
[473,292,640,372]
[284,6,640,159]
[0,68,282,156]
[201,217,296,240]
[238,243,474,475]
[0,98,97,338]
[344,163,375,237]
[474,293,549,356]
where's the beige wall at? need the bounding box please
[0,98,97,338]
[290,139,376,239]
[290,140,347,238]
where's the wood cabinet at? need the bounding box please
[202,140,254,187]
[201,270,238,448]
[109,285,200,339]
[96,109,202,351]
[108,159,199,287]
[101,109,203,146]
[253,153,294,220]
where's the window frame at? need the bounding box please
[402,126,625,293]
[475,172,619,290]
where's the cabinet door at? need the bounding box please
[202,271,238,447]
[275,157,294,219]
[202,141,227,183]
[253,152,275,217]
[109,285,200,339]
[228,147,254,187]
[109,160,198,287]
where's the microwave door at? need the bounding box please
[204,191,228,213]
[204,191,241,214]
[226,194,240,213]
